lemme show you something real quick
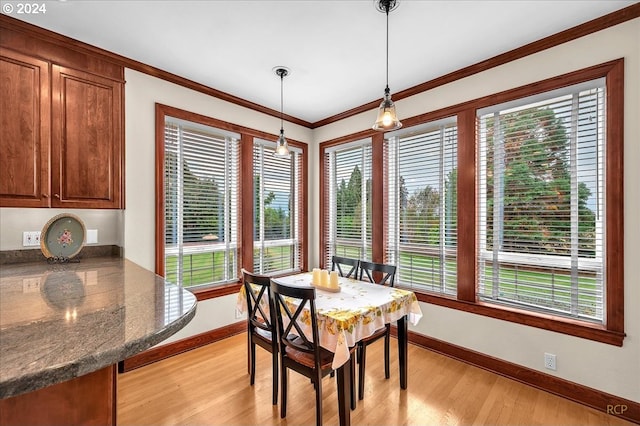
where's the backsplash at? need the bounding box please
[0,245,122,265]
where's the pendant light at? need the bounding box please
[273,66,291,158]
[373,0,402,131]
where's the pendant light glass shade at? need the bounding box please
[273,67,291,158]
[373,86,402,131]
[274,129,290,158]
[373,0,402,131]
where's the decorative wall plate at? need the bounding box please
[40,213,86,259]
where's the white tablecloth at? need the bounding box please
[237,272,423,369]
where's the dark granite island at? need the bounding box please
[0,257,197,425]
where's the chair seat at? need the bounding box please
[284,344,335,369]
[253,327,274,350]
[254,327,273,342]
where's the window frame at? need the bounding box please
[252,138,304,275]
[155,103,308,300]
[384,117,459,296]
[321,138,374,266]
[319,59,624,345]
[476,80,606,323]
[162,115,241,289]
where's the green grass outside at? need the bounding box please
[165,251,236,287]
[253,245,294,274]
[168,244,600,318]
[396,249,599,317]
[165,245,295,287]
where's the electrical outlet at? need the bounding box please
[22,231,41,247]
[86,229,98,244]
[544,352,557,371]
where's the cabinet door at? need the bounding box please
[0,48,50,207]
[51,66,123,209]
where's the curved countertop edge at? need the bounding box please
[0,297,197,399]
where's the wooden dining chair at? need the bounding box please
[271,280,356,425]
[242,269,278,405]
[356,260,397,400]
[331,255,360,278]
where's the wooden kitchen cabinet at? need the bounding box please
[0,48,50,208]
[51,65,123,208]
[0,46,124,209]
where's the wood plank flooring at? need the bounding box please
[117,333,632,425]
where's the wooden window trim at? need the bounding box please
[155,103,308,301]
[457,59,624,346]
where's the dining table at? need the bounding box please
[236,271,423,426]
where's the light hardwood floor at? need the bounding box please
[118,333,631,425]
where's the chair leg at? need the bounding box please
[249,341,256,385]
[247,333,251,374]
[350,355,356,410]
[272,352,278,405]
[315,372,323,426]
[384,330,390,379]
[358,343,367,400]
[280,366,287,419]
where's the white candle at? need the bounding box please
[320,270,329,286]
[312,268,320,285]
[329,271,339,288]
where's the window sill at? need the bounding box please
[188,269,304,302]
[411,290,625,346]
[190,281,242,301]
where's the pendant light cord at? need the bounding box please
[280,72,284,132]
[385,2,389,90]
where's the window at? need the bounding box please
[386,118,458,295]
[323,139,372,267]
[477,79,605,322]
[156,104,308,296]
[163,116,240,288]
[253,139,303,275]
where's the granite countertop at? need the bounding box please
[0,257,197,399]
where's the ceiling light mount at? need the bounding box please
[373,0,402,131]
[273,66,290,79]
[374,0,399,14]
[273,66,291,158]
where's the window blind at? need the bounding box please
[385,119,458,294]
[253,139,303,275]
[164,117,240,288]
[477,80,605,322]
[323,140,372,267]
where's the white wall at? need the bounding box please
[123,69,313,342]
[313,18,640,403]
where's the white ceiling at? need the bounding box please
[10,0,637,124]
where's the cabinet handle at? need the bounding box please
[54,194,60,199]
[43,193,49,198]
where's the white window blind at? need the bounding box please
[253,139,303,275]
[323,139,372,267]
[164,117,240,288]
[386,119,458,294]
[477,79,605,322]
